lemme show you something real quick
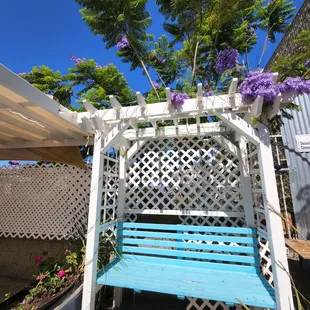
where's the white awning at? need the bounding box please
[0,64,94,167]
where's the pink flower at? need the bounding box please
[34,256,43,263]
[36,273,47,281]
[57,269,65,278]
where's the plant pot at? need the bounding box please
[36,280,77,310]
[0,286,33,309]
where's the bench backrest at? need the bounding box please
[116,222,260,274]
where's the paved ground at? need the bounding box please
[0,276,28,303]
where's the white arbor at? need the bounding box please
[80,79,294,310]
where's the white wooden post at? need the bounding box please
[117,147,127,222]
[82,131,104,310]
[257,122,293,310]
[113,147,127,309]
[238,137,255,226]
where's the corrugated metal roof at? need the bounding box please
[281,94,310,239]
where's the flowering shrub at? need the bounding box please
[34,255,43,263]
[152,81,160,90]
[215,47,239,75]
[117,35,130,50]
[239,72,278,102]
[57,269,66,278]
[204,89,214,97]
[70,55,84,64]
[171,92,189,105]
[22,249,82,306]
[278,77,310,94]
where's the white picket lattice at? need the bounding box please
[187,298,244,310]
[249,142,274,286]
[125,136,245,227]
[0,163,91,240]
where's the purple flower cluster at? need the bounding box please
[170,92,189,105]
[71,55,84,64]
[117,35,130,50]
[18,72,26,76]
[215,47,239,75]
[246,22,256,35]
[278,77,310,95]
[152,81,160,90]
[239,72,279,102]
[305,59,310,68]
[203,89,214,97]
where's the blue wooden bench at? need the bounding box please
[97,223,276,308]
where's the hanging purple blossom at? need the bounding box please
[246,22,256,35]
[105,62,113,68]
[95,63,102,68]
[304,59,310,68]
[278,77,310,95]
[152,81,160,90]
[239,72,279,103]
[215,47,240,75]
[156,58,166,65]
[170,92,189,105]
[203,89,214,97]
[117,35,130,50]
[71,55,84,65]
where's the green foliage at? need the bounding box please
[75,0,152,49]
[23,59,135,111]
[257,0,295,43]
[22,248,84,307]
[21,66,72,107]
[68,59,135,108]
[272,30,310,80]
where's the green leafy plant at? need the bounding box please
[20,247,84,307]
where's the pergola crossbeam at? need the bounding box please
[122,123,226,141]
[215,112,260,145]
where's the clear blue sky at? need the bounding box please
[0,0,303,95]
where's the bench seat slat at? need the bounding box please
[121,246,259,264]
[120,238,259,254]
[106,259,273,292]
[121,230,258,244]
[118,222,256,234]
[100,261,274,294]
[122,254,259,273]
[97,258,276,308]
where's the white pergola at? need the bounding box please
[0,64,294,310]
[78,76,294,310]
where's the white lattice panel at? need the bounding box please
[187,297,244,310]
[0,163,91,240]
[249,142,274,286]
[125,137,244,227]
[101,155,119,223]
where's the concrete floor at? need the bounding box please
[0,276,28,303]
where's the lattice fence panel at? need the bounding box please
[125,137,245,227]
[249,142,274,286]
[187,298,244,310]
[0,163,91,240]
[101,155,119,224]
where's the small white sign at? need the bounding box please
[296,134,310,152]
